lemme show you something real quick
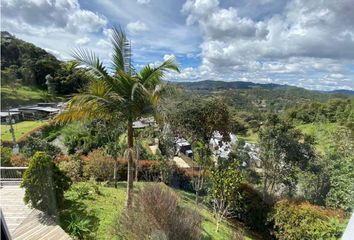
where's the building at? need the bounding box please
[175,138,193,158]
[1,103,61,122]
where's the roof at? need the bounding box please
[0,112,21,117]
[18,106,59,113]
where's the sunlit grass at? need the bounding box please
[61,182,258,240]
[1,120,48,141]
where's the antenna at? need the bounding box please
[123,39,132,74]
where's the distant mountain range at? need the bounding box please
[172,80,354,95]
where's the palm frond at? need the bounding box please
[71,48,111,80]
[138,57,180,89]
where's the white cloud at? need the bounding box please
[75,37,90,46]
[127,21,148,34]
[163,54,176,61]
[137,0,151,4]
[1,0,107,35]
[180,0,354,90]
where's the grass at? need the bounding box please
[60,182,258,240]
[1,84,64,108]
[237,130,258,144]
[296,122,339,154]
[1,120,48,141]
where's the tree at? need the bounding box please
[55,27,179,207]
[21,152,71,215]
[167,97,231,203]
[209,162,243,232]
[258,114,315,198]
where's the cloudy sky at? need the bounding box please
[2,0,354,90]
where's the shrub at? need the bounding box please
[82,149,114,181]
[21,136,61,158]
[21,152,71,215]
[230,183,272,234]
[0,146,12,166]
[58,155,83,182]
[112,184,202,240]
[271,199,346,240]
[10,154,29,166]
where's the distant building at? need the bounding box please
[175,138,193,158]
[133,116,157,129]
[1,103,61,122]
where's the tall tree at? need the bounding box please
[259,114,315,198]
[167,97,231,203]
[55,27,179,207]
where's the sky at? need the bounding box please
[1,0,354,91]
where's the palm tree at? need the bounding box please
[55,27,179,207]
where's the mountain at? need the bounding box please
[326,89,354,95]
[173,80,289,91]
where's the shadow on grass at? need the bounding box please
[59,197,99,239]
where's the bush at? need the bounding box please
[21,136,61,158]
[82,149,114,181]
[10,154,29,166]
[58,155,83,182]
[271,199,346,240]
[112,184,202,240]
[21,152,71,215]
[0,146,12,166]
[230,183,272,234]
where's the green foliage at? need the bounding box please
[112,184,202,240]
[271,199,346,240]
[58,155,83,182]
[231,183,272,234]
[168,96,231,143]
[21,136,61,158]
[65,213,92,239]
[0,146,12,166]
[82,148,114,181]
[285,98,354,126]
[1,32,87,95]
[259,114,315,196]
[21,152,71,215]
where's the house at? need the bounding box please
[18,104,60,120]
[0,111,21,123]
[175,138,193,158]
[1,103,61,122]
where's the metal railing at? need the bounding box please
[0,167,28,183]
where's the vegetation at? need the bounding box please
[2,31,353,240]
[272,199,346,240]
[1,120,47,141]
[60,181,253,240]
[55,27,179,207]
[21,152,71,215]
[113,184,202,240]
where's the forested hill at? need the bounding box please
[174,80,354,95]
[1,31,89,107]
[1,31,88,92]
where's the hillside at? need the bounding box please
[60,182,258,240]
[1,31,88,108]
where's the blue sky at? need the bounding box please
[2,0,354,90]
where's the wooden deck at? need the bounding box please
[0,183,71,239]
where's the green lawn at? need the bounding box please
[296,122,340,154]
[1,120,47,141]
[237,131,258,144]
[1,84,64,108]
[60,182,258,240]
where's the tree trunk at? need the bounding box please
[135,137,139,182]
[113,160,117,188]
[126,119,134,208]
